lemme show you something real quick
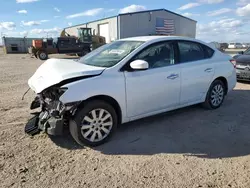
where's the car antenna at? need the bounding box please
[22,88,30,100]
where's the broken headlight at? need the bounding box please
[42,87,68,101]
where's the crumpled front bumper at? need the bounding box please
[25,114,40,136]
[25,112,64,136]
[25,97,65,136]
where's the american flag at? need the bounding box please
[155,18,175,35]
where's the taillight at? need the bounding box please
[230,59,236,68]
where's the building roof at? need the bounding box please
[119,9,197,22]
[65,8,197,29]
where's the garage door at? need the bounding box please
[99,23,110,43]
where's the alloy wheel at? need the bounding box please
[80,108,113,142]
[210,84,224,107]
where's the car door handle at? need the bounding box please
[204,68,213,72]
[167,74,179,80]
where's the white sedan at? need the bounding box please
[26,36,237,146]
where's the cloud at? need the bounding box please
[182,12,200,17]
[54,7,60,12]
[236,4,250,16]
[106,9,116,12]
[20,31,28,36]
[18,10,27,14]
[119,5,147,13]
[198,0,224,4]
[29,27,62,37]
[40,20,49,22]
[178,3,201,10]
[30,27,61,34]
[21,20,49,26]
[16,0,39,3]
[178,0,224,11]
[30,28,43,34]
[44,27,61,33]
[66,8,104,18]
[197,18,245,42]
[207,8,232,16]
[0,22,16,30]
[68,22,72,26]
[237,0,250,6]
[21,21,41,26]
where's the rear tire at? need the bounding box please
[69,100,117,147]
[37,51,48,60]
[202,80,226,109]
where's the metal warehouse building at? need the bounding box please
[2,37,41,54]
[65,9,197,43]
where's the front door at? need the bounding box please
[124,41,181,118]
[177,41,215,104]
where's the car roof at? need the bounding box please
[119,35,216,49]
[119,35,196,42]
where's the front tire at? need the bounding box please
[37,51,48,60]
[202,80,226,109]
[69,100,117,147]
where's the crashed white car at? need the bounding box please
[25,36,236,146]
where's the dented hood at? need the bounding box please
[28,58,105,93]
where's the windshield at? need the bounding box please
[78,40,144,67]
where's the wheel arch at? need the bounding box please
[79,95,122,124]
[213,76,228,94]
[37,49,48,53]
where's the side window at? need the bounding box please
[178,41,205,63]
[202,45,214,58]
[132,42,175,69]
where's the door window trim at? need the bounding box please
[175,40,215,64]
[120,40,179,72]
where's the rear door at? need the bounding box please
[177,40,215,104]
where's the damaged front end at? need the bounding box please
[25,87,79,136]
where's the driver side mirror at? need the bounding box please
[238,51,244,54]
[130,60,149,70]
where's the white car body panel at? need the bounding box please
[59,69,128,123]
[28,36,237,124]
[124,65,181,117]
[179,59,215,104]
[28,58,105,93]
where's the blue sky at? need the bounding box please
[0,0,250,43]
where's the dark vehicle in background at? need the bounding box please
[28,28,106,60]
[28,37,91,60]
[220,43,228,51]
[233,48,250,81]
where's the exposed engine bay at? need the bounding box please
[25,87,80,136]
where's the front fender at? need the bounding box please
[59,73,127,122]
